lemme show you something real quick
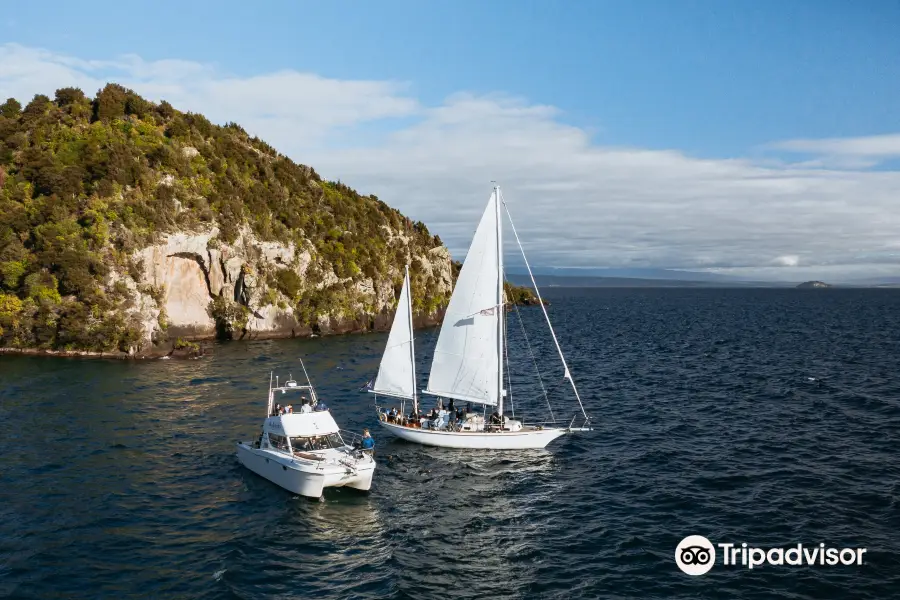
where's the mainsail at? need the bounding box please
[425,189,502,406]
[371,266,417,401]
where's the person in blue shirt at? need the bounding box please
[315,399,328,411]
[361,429,375,452]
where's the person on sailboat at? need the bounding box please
[454,407,466,431]
[314,399,328,412]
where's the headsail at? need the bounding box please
[371,266,417,401]
[425,189,502,406]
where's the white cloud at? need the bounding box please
[771,133,900,158]
[0,43,419,150]
[772,255,800,267]
[2,43,899,282]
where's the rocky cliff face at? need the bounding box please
[109,225,452,354]
[0,85,456,358]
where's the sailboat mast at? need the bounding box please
[495,185,505,417]
[406,265,418,416]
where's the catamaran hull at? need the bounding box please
[377,421,568,449]
[236,443,374,498]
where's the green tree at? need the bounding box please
[92,83,128,122]
[22,94,52,124]
[0,98,22,119]
[54,87,87,107]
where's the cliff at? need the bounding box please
[0,85,452,357]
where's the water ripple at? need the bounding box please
[0,288,898,598]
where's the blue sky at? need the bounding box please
[7,0,899,156]
[2,1,900,281]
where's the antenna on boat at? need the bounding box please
[299,357,317,403]
[267,371,274,416]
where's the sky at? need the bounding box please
[2,0,899,282]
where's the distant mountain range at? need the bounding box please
[841,276,900,288]
[506,273,789,288]
[504,268,900,289]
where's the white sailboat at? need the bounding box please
[368,185,591,450]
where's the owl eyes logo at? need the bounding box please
[675,535,716,575]
[680,545,712,565]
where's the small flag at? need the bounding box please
[478,307,495,316]
[359,376,375,392]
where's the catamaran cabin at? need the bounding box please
[255,411,349,455]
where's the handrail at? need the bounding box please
[339,429,364,444]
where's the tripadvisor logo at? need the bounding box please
[676,535,716,575]
[675,536,867,575]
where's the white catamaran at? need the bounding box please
[237,365,376,498]
[367,185,591,450]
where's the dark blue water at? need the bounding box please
[1,288,899,599]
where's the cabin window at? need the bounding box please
[290,433,343,452]
[267,433,289,452]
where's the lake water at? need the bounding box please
[1,288,898,599]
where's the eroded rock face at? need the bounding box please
[159,255,215,330]
[114,225,452,355]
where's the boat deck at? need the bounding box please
[379,419,546,433]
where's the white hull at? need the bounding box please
[377,421,568,449]
[236,443,375,498]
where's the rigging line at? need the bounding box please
[499,189,589,422]
[511,296,554,423]
[504,289,514,418]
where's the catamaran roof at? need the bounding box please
[264,412,340,436]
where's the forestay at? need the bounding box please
[371,267,416,400]
[425,190,501,406]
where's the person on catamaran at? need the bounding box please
[361,429,375,453]
[315,399,328,411]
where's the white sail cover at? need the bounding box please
[425,191,501,406]
[372,270,416,399]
